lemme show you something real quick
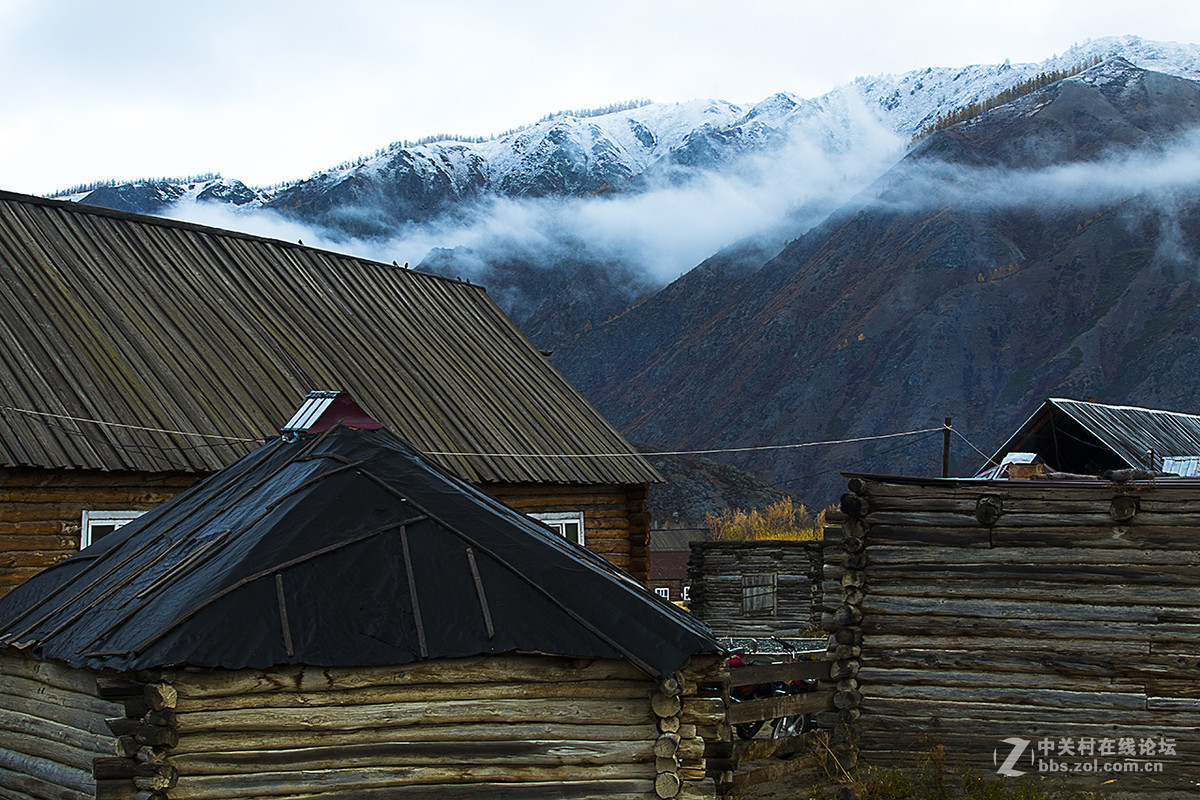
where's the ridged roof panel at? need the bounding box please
[0,191,659,485]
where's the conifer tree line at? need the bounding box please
[914,55,1104,140]
[50,173,223,197]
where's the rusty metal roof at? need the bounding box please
[0,190,658,485]
[981,398,1200,475]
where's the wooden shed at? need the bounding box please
[0,423,726,800]
[687,541,826,640]
[0,190,660,594]
[827,472,1200,796]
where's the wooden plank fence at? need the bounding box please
[707,656,835,793]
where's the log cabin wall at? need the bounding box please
[0,468,197,597]
[485,483,652,583]
[686,541,825,639]
[0,650,123,800]
[105,654,726,800]
[0,471,651,596]
[829,476,1200,796]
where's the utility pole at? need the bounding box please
[942,417,952,478]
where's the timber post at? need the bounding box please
[823,483,869,772]
[97,675,179,800]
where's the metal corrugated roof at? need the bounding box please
[982,398,1200,474]
[0,191,659,485]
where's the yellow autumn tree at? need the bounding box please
[705,497,827,541]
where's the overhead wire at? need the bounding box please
[2,404,974,471]
[424,426,946,460]
[1,405,260,443]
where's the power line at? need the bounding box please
[427,426,945,460]
[2,406,261,443]
[2,403,954,465]
[773,430,943,487]
[949,426,998,467]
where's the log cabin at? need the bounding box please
[686,541,825,640]
[827,471,1200,796]
[0,422,726,800]
[0,190,660,595]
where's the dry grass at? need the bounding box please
[705,496,828,541]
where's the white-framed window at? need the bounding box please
[682,585,691,603]
[81,510,143,549]
[654,587,671,600]
[530,511,585,546]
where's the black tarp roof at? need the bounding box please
[0,426,719,678]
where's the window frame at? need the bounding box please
[80,510,144,549]
[530,511,586,546]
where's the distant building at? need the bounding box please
[648,527,696,603]
[978,398,1200,478]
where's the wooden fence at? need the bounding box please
[707,656,835,793]
[828,474,1200,796]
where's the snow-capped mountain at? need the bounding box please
[62,36,1200,237]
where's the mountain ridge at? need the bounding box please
[551,56,1200,503]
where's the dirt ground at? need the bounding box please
[732,772,830,800]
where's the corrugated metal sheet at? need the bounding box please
[983,398,1200,473]
[1055,399,1200,468]
[1162,456,1200,476]
[0,191,659,485]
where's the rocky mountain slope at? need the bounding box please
[552,57,1200,505]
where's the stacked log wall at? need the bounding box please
[835,476,1200,796]
[687,541,825,639]
[0,650,123,800]
[0,468,198,596]
[486,483,651,583]
[140,654,724,800]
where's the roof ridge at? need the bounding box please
[0,189,479,291]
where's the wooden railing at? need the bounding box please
[707,656,835,792]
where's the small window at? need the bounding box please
[654,587,671,600]
[81,510,143,549]
[742,573,777,615]
[682,585,691,603]
[530,511,585,546]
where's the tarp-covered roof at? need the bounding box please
[0,190,658,486]
[981,398,1200,475]
[0,426,718,677]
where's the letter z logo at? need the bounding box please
[995,737,1030,777]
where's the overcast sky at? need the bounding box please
[4,0,1200,196]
